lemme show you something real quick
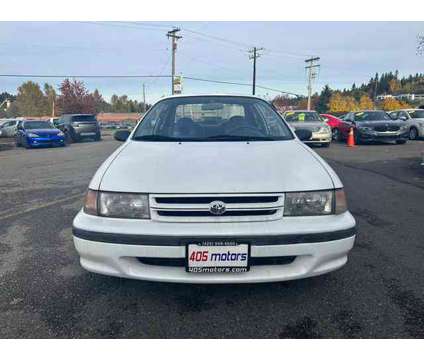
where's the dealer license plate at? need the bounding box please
[186,242,250,273]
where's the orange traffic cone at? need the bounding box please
[347,127,356,147]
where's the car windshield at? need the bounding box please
[24,121,53,129]
[132,96,294,141]
[354,111,391,121]
[407,110,424,119]
[284,111,322,122]
[71,115,96,122]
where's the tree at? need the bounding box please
[92,89,110,113]
[328,92,359,112]
[315,85,332,113]
[15,81,48,116]
[380,97,404,111]
[57,79,95,114]
[358,95,374,110]
[44,83,57,116]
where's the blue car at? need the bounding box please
[16,120,66,148]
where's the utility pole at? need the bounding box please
[249,47,264,95]
[305,57,320,110]
[142,83,146,113]
[167,28,182,95]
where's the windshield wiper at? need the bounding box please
[202,135,275,141]
[132,135,180,141]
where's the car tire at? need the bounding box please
[354,131,362,145]
[409,127,418,140]
[65,131,73,144]
[16,138,21,147]
[396,140,407,145]
[94,133,102,141]
[332,128,340,142]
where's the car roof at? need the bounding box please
[157,94,267,101]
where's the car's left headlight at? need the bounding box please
[284,189,347,216]
[27,132,39,138]
[57,131,64,136]
[318,126,331,133]
[98,191,150,219]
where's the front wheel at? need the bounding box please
[332,128,340,142]
[396,140,407,145]
[409,127,418,140]
[65,131,73,144]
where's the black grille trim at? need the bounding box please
[157,210,277,217]
[137,256,296,267]
[155,196,279,204]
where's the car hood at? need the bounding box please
[98,140,335,193]
[288,122,327,131]
[27,129,61,135]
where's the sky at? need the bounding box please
[0,21,423,104]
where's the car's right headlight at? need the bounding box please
[284,189,347,216]
[83,190,150,219]
[27,132,39,138]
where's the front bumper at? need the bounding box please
[27,136,65,147]
[357,130,409,141]
[72,210,356,283]
[304,132,332,144]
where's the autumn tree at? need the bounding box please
[57,79,95,114]
[380,97,404,111]
[328,93,359,112]
[15,81,48,116]
[358,95,374,110]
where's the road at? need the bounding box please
[0,138,423,338]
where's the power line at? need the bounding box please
[0,73,301,97]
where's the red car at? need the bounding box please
[320,114,351,142]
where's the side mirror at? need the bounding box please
[295,129,312,141]
[114,129,131,142]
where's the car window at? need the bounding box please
[390,112,398,120]
[284,111,322,122]
[133,96,294,141]
[71,115,96,122]
[354,111,391,121]
[407,110,424,119]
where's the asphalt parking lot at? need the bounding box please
[0,137,423,338]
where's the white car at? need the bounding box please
[389,109,424,140]
[73,95,356,284]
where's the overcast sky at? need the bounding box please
[0,21,422,103]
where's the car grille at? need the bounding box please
[150,193,284,222]
[374,125,400,132]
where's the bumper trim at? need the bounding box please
[72,226,356,246]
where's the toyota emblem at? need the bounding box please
[209,200,226,215]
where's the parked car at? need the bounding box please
[57,114,101,143]
[320,114,351,142]
[0,119,19,137]
[15,120,65,148]
[343,110,409,144]
[283,110,332,147]
[72,95,356,284]
[389,109,424,140]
